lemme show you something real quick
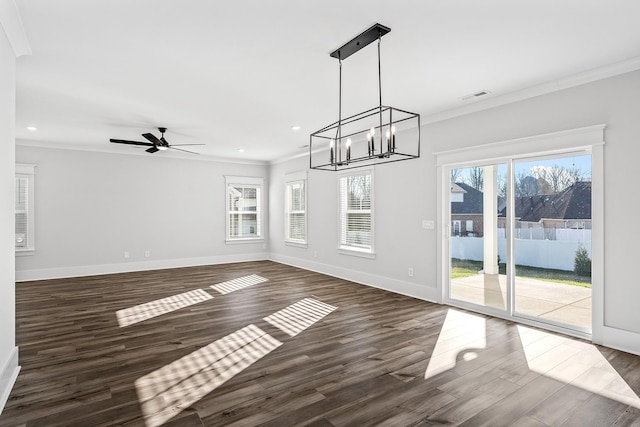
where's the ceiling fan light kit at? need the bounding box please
[109,127,204,155]
[310,23,421,171]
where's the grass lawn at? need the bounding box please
[451,258,591,288]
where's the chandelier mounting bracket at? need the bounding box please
[329,23,391,60]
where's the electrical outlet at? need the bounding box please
[314,251,318,258]
[144,250,150,258]
[124,251,130,259]
[408,268,414,277]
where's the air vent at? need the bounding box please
[459,90,492,101]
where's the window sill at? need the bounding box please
[337,246,376,259]
[285,240,308,249]
[225,238,265,245]
[15,248,35,257]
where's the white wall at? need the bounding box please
[269,152,439,302]
[269,69,640,355]
[15,146,270,280]
[0,0,22,412]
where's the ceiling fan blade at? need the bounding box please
[169,146,200,155]
[146,146,160,153]
[167,144,206,146]
[142,133,162,145]
[110,139,154,147]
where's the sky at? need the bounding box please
[454,153,592,184]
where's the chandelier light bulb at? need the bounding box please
[329,139,335,164]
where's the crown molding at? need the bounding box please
[0,0,31,57]
[423,56,640,125]
[16,138,269,166]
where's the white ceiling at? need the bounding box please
[13,0,640,162]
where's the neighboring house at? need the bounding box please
[498,181,592,240]
[452,181,591,240]
[451,182,484,237]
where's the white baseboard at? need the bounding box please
[0,347,20,415]
[15,252,269,282]
[269,253,440,303]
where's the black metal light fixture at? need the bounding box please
[310,23,420,171]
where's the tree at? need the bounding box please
[468,167,484,191]
[531,164,583,194]
[515,172,538,197]
[450,169,462,184]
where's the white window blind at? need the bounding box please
[15,164,36,253]
[225,176,263,241]
[284,171,307,245]
[339,170,373,252]
[15,176,29,248]
[285,180,306,243]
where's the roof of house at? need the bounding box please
[499,181,591,221]
[451,182,483,214]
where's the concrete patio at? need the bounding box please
[451,273,591,330]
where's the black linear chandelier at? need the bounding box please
[310,23,421,171]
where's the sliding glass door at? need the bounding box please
[449,163,507,312]
[512,154,592,332]
[447,152,592,333]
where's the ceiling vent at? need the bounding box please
[459,90,492,101]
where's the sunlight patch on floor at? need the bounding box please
[116,289,213,327]
[210,274,268,295]
[135,323,282,427]
[517,325,640,409]
[424,309,487,379]
[263,297,337,337]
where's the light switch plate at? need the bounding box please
[422,220,435,230]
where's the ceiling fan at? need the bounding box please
[110,127,204,154]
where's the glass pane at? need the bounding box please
[290,182,305,211]
[347,175,371,210]
[346,212,371,247]
[15,177,28,210]
[289,213,305,240]
[513,154,591,331]
[450,164,507,311]
[229,186,258,211]
[229,213,258,238]
[15,212,27,247]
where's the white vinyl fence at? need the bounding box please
[450,237,591,271]
[498,228,592,241]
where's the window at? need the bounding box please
[225,176,264,243]
[466,220,474,233]
[16,164,36,255]
[452,220,461,236]
[339,169,374,256]
[284,171,307,246]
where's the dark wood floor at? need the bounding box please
[2,261,640,426]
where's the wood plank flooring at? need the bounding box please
[1,261,639,426]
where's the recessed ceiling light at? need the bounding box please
[291,125,301,131]
[26,126,38,131]
[237,148,245,153]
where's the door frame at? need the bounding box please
[435,124,605,341]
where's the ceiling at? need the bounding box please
[13,0,640,163]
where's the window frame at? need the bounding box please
[224,176,265,244]
[284,171,308,247]
[15,163,36,256]
[337,167,375,258]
